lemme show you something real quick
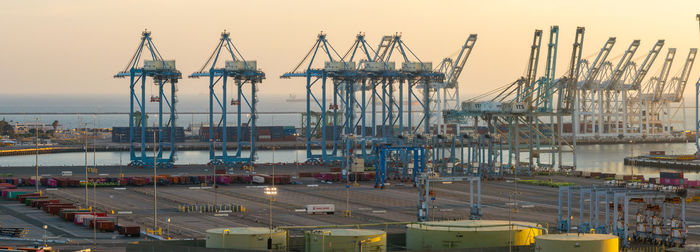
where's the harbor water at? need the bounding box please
[1,142,698,180]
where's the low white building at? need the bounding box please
[13,122,60,134]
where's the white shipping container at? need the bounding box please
[252,176,264,184]
[306,204,335,214]
[61,171,73,176]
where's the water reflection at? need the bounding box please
[1,143,698,180]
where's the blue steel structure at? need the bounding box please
[190,31,265,167]
[281,32,443,165]
[342,33,379,165]
[558,186,687,248]
[373,34,443,136]
[281,32,353,163]
[114,30,182,168]
[376,145,425,188]
[362,34,443,177]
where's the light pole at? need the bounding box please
[264,186,277,249]
[166,217,170,239]
[93,179,96,248]
[42,224,47,248]
[84,122,89,208]
[117,133,124,177]
[35,118,39,192]
[93,115,97,174]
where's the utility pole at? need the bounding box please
[84,122,89,207]
[35,118,39,192]
[93,180,96,248]
[93,115,97,173]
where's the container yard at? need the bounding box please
[3,1,700,251]
[0,163,696,251]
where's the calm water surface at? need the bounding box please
[1,142,699,180]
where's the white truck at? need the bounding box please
[306,204,335,215]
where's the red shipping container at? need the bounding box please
[97,221,115,232]
[33,199,59,208]
[216,176,230,185]
[0,183,16,189]
[688,180,700,187]
[119,226,140,237]
[45,204,75,215]
[16,193,40,202]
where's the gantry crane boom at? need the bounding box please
[559,27,585,113]
[445,34,478,88]
[524,30,544,91]
[630,40,665,90]
[535,26,559,110]
[374,35,395,62]
[603,40,640,90]
[649,48,676,101]
[580,38,616,89]
[668,48,697,102]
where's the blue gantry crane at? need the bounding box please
[114,30,182,168]
[190,31,265,167]
[281,32,355,164]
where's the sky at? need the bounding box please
[1,0,699,100]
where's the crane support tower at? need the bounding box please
[114,30,182,168]
[190,31,265,167]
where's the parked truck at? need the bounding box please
[306,204,335,215]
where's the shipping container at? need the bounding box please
[2,189,34,199]
[660,172,683,179]
[118,226,141,237]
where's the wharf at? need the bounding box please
[624,155,700,170]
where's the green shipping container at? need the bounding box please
[7,191,32,199]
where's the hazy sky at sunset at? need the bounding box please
[1,0,699,100]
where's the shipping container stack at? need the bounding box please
[659,172,687,186]
[199,125,299,142]
[0,188,128,235]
